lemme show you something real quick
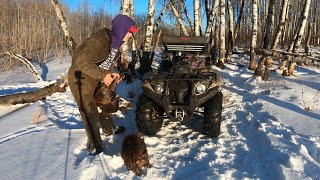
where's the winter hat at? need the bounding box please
[111,14,137,49]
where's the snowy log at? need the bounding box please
[1,52,43,82]
[0,77,68,106]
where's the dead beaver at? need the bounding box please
[121,132,151,176]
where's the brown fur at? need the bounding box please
[264,57,273,67]
[121,132,151,176]
[94,79,119,113]
[279,55,289,70]
[94,80,131,113]
[282,61,297,77]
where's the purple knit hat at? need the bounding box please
[111,14,136,49]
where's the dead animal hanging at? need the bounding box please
[121,132,151,176]
[94,79,131,113]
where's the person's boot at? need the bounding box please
[114,126,125,134]
[88,145,103,155]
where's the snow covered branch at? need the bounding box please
[1,52,43,82]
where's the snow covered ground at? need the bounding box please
[0,53,319,180]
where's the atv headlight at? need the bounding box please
[195,83,207,94]
[154,84,164,93]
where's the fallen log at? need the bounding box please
[255,48,320,67]
[0,77,68,106]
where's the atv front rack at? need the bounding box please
[163,36,209,54]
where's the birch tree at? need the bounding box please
[292,0,311,53]
[234,0,246,40]
[182,0,194,35]
[218,0,226,69]
[169,0,189,36]
[263,0,275,49]
[138,0,156,74]
[205,0,219,37]
[271,0,290,50]
[50,0,75,56]
[120,0,130,70]
[249,0,258,70]
[194,0,201,36]
[154,3,168,33]
[226,0,234,61]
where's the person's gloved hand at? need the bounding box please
[103,73,121,86]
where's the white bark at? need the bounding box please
[154,3,168,33]
[182,0,194,35]
[169,0,189,36]
[219,0,226,64]
[271,0,290,50]
[205,0,219,37]
[144,0,156,52]
[121,0,130,64]
[50,0,75,56]
[194,0,201,36]
[121,0,130,15]
[227,0,234,57]
[263,0,275,49]
[293,0,312,53]
[250,0,258,70]
[227,0,234,37]
[129,0,136,52]
[2,52,43,82]
[234,0,246,40]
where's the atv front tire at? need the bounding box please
[203,91,223,138]
[136,95,163,136]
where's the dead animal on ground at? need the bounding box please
[121,132,151,176]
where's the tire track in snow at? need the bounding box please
[0,124,54,144]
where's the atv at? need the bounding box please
[135,36,223,138]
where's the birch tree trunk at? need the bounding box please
[249,0,258,70]
[154,3,168,33]
[218,0,226,69]
[271,0,290,50]
[178,0,183,36]
[50,0,75,56]
[169,0,189,36]
[0,77,68,106]
[213,17,220,65]
[292,0,312,53]
[205,0,219,37]
[226,0,234,62]
[305,23,312,54]
[194,0,201,36]
[205,0,211,27]
[234,0,246,40]
[182,0,194,35]
[120,0,130,70]
[129,0,136,52]
[138,0,156,74]
[263,0,275,49]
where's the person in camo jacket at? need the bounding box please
[68,14,137,155]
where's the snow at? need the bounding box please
[0,53,320,179]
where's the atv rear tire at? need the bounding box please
[136,95,163,136]
[203,91,223,138]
